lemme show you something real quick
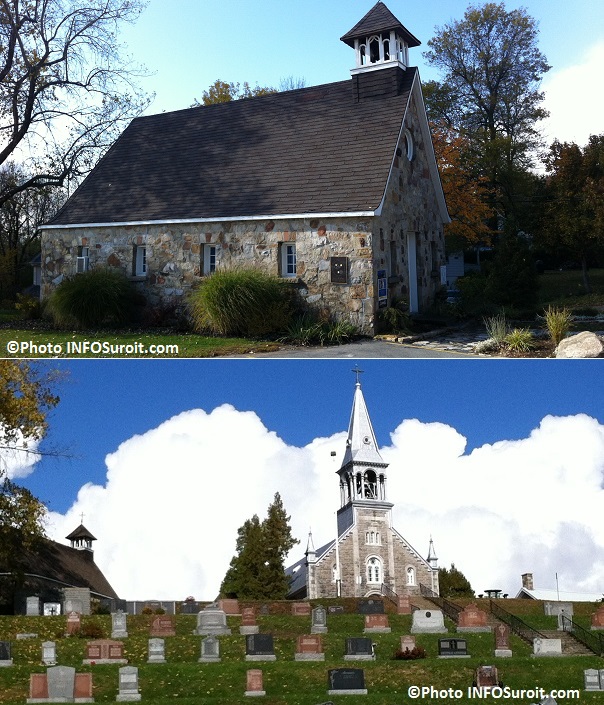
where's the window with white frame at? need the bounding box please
[365,530,381,545]
[133,245,147,276]
[280,242,297,278]
[406,566,416,586]
[202,244,217,275]
[366,556,382,584]
[76,245,90,274]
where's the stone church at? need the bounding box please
[40,2,449,335]
[287,377,439,599]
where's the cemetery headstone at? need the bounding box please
[292,602,311,616]
[584,669,601,691]
[64,587,91,615]
[218,598,240,615]
[0,641,12,667]
[591,604,604,630]
[494,624,512,657]
[64,599,83,615]
[400,635,416,653]
[245,669,266,697]
[344,637,374,661]
[194,605,231,636]
[116,666,141,702]
[532,638,562,657]
[42,642,57,666]
[198,636,221,663]
[357,599,384,614]
[66,611,81,636]
[328,605,344,614]
[47,666,76,700]
[311,606,328,634]
[147,638,166,664]
[457,603,491,632]
[259,604,270,616]
[17,633,38,640]
[150,615,176,637]
[112,611,128,638]
[26,596,40,616]
[73,673,93,701]
[363,614,391,633]
[26,666,93,703]
[295,635,325,661]
[240,607,259,635]
[397,595,411,614]
[245,634,276,662]
[43,603,61,617]
[475,665,499,687]
[28,673,49,701]
[83,639,127,664]
[328,669,367,695]
[438,638,469,658]
[411,609,447,633]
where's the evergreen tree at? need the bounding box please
[439,564,475,598]
[219,493,299,599]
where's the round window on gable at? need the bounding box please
[404,129,414,161]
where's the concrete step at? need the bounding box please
[540,630,594,656]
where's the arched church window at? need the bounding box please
[367,556,382,583]
[369,36,380,63]
[356,473,362,497]
[359,44,367,66]
[406,566,416,586]
[404,129,414,161]
[363,470,377,499]
[383,38,390,60]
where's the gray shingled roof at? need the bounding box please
[340,1,421,48]
[48,70,416,226]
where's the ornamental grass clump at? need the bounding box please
[483,313,509,345]
[543,305,572,347]
[47,268,140,329]
[504,327,535,353]
[188,268,294,337]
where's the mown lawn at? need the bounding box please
[537,268,604,311]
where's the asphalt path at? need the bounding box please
[229,338,479,358]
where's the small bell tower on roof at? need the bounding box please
[66,522,96,552]
[340,1,421,74]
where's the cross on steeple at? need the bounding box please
[80,512,85,524]
[352,366,364,385]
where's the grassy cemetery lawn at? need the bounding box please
[1,599,603,704]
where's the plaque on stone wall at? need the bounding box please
[330,257,348,284]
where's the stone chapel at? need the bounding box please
[286,376,439,599]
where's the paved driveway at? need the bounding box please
[229,338,481,358]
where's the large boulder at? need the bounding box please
[555,331,604,358]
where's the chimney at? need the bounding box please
[521,573,534,591]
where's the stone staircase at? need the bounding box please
[540,629,594,656]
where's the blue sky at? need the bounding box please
[7,358,604,599]
[117,0,603,146]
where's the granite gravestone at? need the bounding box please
[83,639,127,664]
[27,665,94,703]
[47,666,77,700]
[66,611,81,635]
[42,642,57,666]
[494,624,512,657]
[311,606,328,634]
[218,598,240,615]
[245,669,265,697]
[43,603,61,617]
[147,638,166,664]
[240,607,259,635]
[0,641,12,667]
[194,605,231,636]
[259,604,270,616]
[245,634,276,662]
[295,635,324,661]
[584,669,602,691]
[292,602,311,616]
[411,609,447,633]
[116,666,141,702]
[457,604,491,632]
[475,666,499,687]
[111,611,128,638]
[591,605,604,630]
[180,599,199,615]
[64,599,83,615]
[26,596,40,616]
[400,635,416,653]
[532,638,562,657]
[397,596,411,614]
[150,615,175,637]
[357,599,384,614]
[344,638,374,661]
[328,669,367,696]
[328,605,344,614]
[438,638,469,658]
[363,614,391,633]
[199,636,221,663]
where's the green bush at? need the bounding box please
[189,268,294,336]
[505,328,535,353]
[377,303,412,334]
[543,305,572,346]
[282,314,358,346]
[47,268,140,329]
[456,271,492,315]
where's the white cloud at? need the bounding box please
[0,429,41,479]
[541,42,604,147]
[46,408,604,602]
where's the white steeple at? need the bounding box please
[428,536,438,569]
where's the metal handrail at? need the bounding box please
[419,583,462,623]
[380,583,398,606]
[489,599,547,645]
[561,614,604,656]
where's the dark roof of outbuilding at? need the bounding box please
[286,539,336,598]
[340,1,421,48]
[48,69,417,226]
[0,537,119,599]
